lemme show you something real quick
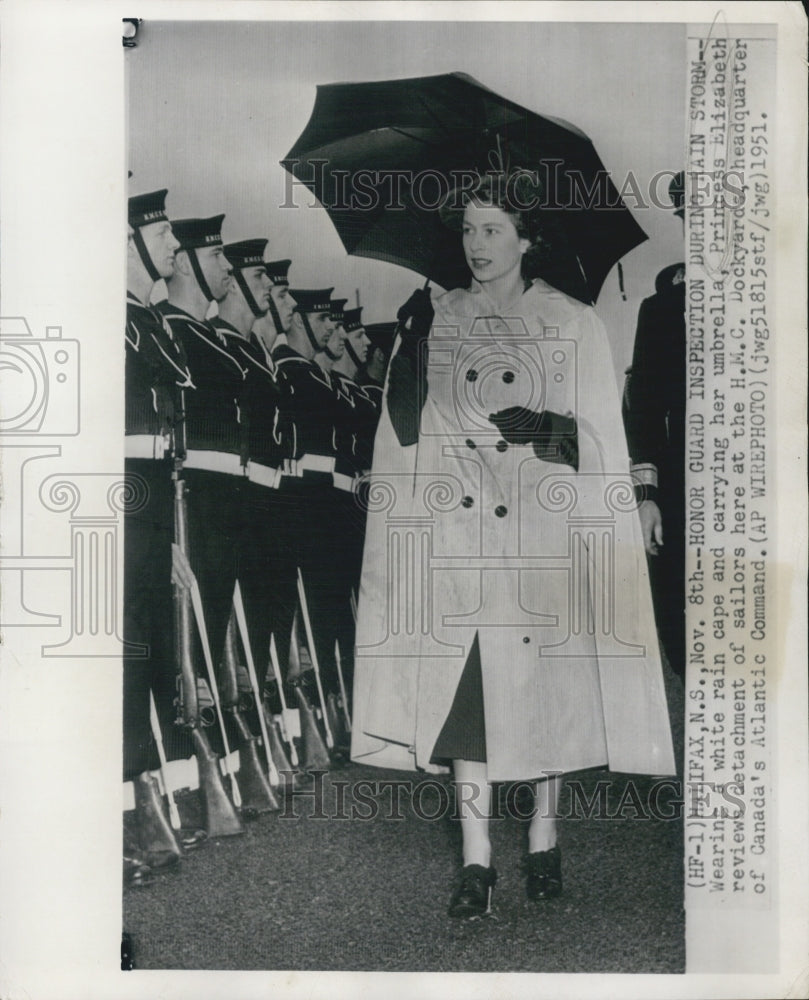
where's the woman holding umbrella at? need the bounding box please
[351,169,675,919]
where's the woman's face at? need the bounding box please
[462,202,530,285]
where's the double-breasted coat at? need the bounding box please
[351,279,675,782]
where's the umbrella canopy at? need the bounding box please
[282,72,646,303]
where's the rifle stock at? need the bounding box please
[221,611,279,813]
[133,771,182,866]
[173,473,244,836]
[292,681,331,770]
[190,727,244,837]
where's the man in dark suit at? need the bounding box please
[624,172,686,679]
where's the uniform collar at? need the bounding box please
[212,316,247,339]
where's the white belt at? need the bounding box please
[332,472,359,493]
[284,454,336,477]
[125,434,170,460]
[183,449,245,477]
[247,462,283,489]
[298,454,336,474]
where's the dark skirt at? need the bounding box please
[430,633,487,763]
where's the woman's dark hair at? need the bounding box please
[439,168,587,298]
[438,169,542,241]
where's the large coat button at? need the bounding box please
[495,505,508,517]
[461,495,474,508]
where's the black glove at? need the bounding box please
[489,406,579,471]
[394,287,433,372]
[489,406,546,444]
[396,288,434,341]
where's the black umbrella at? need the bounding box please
[282,72,646,304]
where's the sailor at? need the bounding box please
[314,297,347,375]
[320,306,378,710]
[357,321,396,408]
[272,288,347,705]
[252,258,294,353]
[332,307,378,477]
[150,213,231,764]
[228,256,299,699]
[158,225,250,703]
[124,189,193,879]
[272,286,336,460]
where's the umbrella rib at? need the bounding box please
[414,92,452,134]
[387,125,451,152]
[385,90,461,151]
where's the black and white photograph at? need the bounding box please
[0,2,807,998]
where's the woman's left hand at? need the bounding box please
[489,406,579,470]
[488,406,545,443]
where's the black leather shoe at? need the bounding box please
[448,864,497,918]
[140,849,181,872]
[123,854,153,888]
[178,827,207,851]
[526,845,562,900]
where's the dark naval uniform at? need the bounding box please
[355,322,397,411]
[163,302,249,676]
[124,290,192,778]
[357,376,383,411]
[624,262,686,677]
[230,330,298,697]
[357,320,396,427]
[273,307,346,698]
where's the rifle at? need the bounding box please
[149,690,182,830]
[232,582,279,786]
[150,691,207,851]
[292,681,331,770]
[220,607,279,813]
[296,568,334,748]
[334,638,352,732]
[173,472,243,837]
[285,600,330,770]
[269,632,299,765]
